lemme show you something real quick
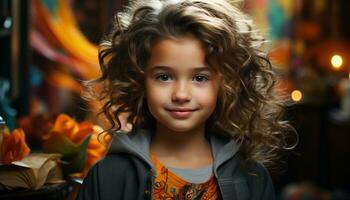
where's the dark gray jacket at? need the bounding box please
[77,130,275,200]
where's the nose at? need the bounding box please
[171,81,191,103]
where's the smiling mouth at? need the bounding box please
[165,108,198,119]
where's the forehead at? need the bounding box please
[147,36,209,71]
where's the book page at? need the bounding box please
[0,153,62,189]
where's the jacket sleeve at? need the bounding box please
[76,163,101,200]
[260,166,275,200]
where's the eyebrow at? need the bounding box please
[149,66,212,73]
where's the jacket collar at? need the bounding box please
[107,129,240,175]
[108,129,154,168]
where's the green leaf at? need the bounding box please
[43,134,91,174]
[43,134,79,160]
[62,135,91,174]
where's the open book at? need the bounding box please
[0,153,65,190]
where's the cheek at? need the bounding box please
[145,82,166,112]
[195,85,219,110]
[205,92,218,109]
[146,84,156,108]
[147,90,159,106]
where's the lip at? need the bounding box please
[165,108,198,119]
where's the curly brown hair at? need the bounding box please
[86,0,296,168]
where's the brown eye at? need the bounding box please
[155,73,172,82]
[193,75,208,82]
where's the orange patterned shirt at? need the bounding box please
[151,154,222,200]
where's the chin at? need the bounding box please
[162,122,202,134]
[154,114,205,133]
[168,127,195,133]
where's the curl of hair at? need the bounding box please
[85,0,296,169]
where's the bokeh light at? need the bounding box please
[331,54,343,69]
[291,90,303,102]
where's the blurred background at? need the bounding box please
[0,0,350,199]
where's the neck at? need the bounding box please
[150,123,210,159]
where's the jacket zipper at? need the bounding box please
[148,169,156,200]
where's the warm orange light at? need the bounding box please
[331,54,343,69]
[291,90,302,102]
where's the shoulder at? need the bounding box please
[219,155,275,199]
[96,153,134,170]
[77,153,150,200]
[241,159,275,199]
[221,153,271,179]
[77,154,131,200]
[82,154,135,184]
[88,153,149,178]
[242,159,271,179]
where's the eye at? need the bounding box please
[155,73,172,82]
[193,74,209,82]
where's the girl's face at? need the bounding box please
[145,36,220,134]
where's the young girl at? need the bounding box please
[77,0,294,199]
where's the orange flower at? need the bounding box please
[49,114,111,173]
[0,128,31,164]
[75,121,95,144]
[85,126,111,171]
[51,114,81,142]
[51,114,96,143]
